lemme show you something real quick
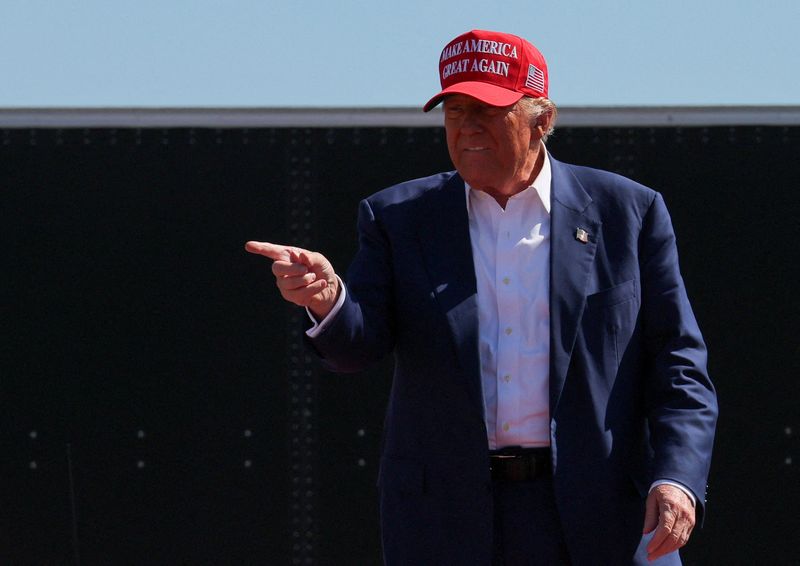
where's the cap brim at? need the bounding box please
[423,81,525,112]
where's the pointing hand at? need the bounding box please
[245,241,340,320]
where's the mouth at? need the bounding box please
[464,147,488,152]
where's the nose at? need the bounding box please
[460,109,483,134]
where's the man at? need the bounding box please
[247,29,717,565]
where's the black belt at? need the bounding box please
[489,447,552,482]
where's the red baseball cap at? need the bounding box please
[423,29,549,112]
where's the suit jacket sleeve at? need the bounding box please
[305,198,395,372]
[639,191,718,516]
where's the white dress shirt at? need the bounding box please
[466,153,552,450]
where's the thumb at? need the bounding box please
[297,250,329,272]
[643,491,659,534]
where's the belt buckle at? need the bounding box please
[490,448,550,482]
[491,453,526,482]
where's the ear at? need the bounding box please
[532,112,552,140]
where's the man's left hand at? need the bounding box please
[642,484,696,562]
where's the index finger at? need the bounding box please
[245,241,293,261]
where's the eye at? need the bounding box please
[482,105,504,117]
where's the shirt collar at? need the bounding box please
[464,144,552,214]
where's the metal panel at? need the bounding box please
[2,123,797,564]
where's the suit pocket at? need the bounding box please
[377,456,426,495]
[582,280,638,384]
[586,279,636,310]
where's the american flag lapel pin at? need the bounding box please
[575,227,589,244]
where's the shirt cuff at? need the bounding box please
[649,480,696,507]
[305,277,346,338]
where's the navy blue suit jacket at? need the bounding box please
[308,156,718,565]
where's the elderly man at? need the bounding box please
[247,29,717,566]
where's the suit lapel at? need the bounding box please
[549,158,601,413]
[416,173,484,419]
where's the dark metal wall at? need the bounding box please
[1,125,797,565]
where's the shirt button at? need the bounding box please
[503,423,510,432]
[504,327,513,335]
[502,277,510,285]
[503,374,511,383]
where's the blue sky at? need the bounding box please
[1,0,798,108]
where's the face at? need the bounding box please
[443,94,544,202]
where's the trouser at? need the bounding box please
[491,476,571,566]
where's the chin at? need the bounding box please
[460,172,498,191]
[456,165,485,183]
